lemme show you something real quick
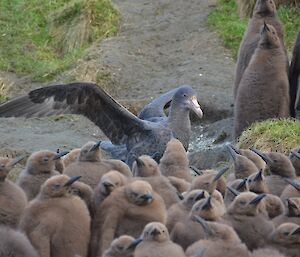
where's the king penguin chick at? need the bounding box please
[273,198,300,227]
[131,174,181,208]
[0,156,27,228]
[289,148,300,176]
[69,180,93,214]
[227,145,257,179]
[185,216,251,257]
[234,0,284,99]
[252,248,287,257]
[90,180,166,257]
[134,222,186,257]
[0,225,40,257]
[270,222,300,257]
[264,194,285,219]
[252,149,296,196]
[225,192,274,250]
[166,189,209,231]
[64,141,130,189]
[190,167,229,196]
[247,170,269,193]
[159,138,192,182]
[17,150,67,200]
[102,235,142,257]
[234,23,290,138]
[170,197,226,250]
[62,148,81,168]
[167,176,191,193]
[281,178,300,201]
[19,175,90,257]
[132,155,161,177]
[228,145,266,171]
[92,170,127,215]
[224,179,249,207]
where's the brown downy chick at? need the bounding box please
[170,197,225,250]
[92,170,127,215]
[185,216,251,257]
[273,198,300,227]
[239,148,266,171]
[132,155,161,177]
[252,248,287,257]
[252,149,296,196]
[270,222,300,257]
[90,180,167,257]
[190,167,229,196]
[225,192,274,250]
[0,226,40,257]
[234,23,289,138]
[264,194,285,219]
[55,149,65,173]
[227,145,257,179]
[289,148,300,176]
[0,156,27,228]
[281,177,300,201]
[20,175,90,257]
[17,150,67,200]
[234,0,284,99]
[131,175,181,208]
[64,141,130,189]
[134,222,186,257]
[70,180,93,213]
[102,235,142,257]
[247,170,269,193]
[166,189,209,231]
[62,148,81,167]
[159,138,192,182]
[224,178,249,207]
[103,158,132,177]
[168,176,191,193]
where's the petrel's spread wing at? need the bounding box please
[289,29,300,116]
[0,82,147,145]
[138,87,178,120]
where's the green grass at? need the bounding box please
[0,0,119,81]
[208,0,300,59]
[237,118,300,154]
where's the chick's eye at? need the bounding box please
[283,232,289,236]
[53,184,60,189]
[183,93,187,97]
[240,201,247,205]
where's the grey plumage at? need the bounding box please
[0,83,203,167]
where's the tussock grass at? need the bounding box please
[0,0,119,81]
[237,118,300,154]
[208,0,300,58]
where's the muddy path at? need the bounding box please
[0,0,235,169]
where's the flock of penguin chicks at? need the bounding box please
[0,138,300,257]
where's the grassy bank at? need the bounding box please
[237,118,300,153]
[208,0,300,59]
[0,0,119,81]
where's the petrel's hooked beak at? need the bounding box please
[189,96,203,119]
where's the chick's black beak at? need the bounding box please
[151,228,161,236]
[251,148,274,166]
[89,140,102,152]
[189,96,203,119]
[285,178,300,193]
[291,150,300,160]
[64,176,81,187]
[141,192,153,202]
[53,151,69,160]
[253,170,264,181]
[135,157,145,168]
[213,167,229,182]
[291,227,300,236]
[126,238,143,249]
[249,193,267,205]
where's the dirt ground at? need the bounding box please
[0,0,235,169]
